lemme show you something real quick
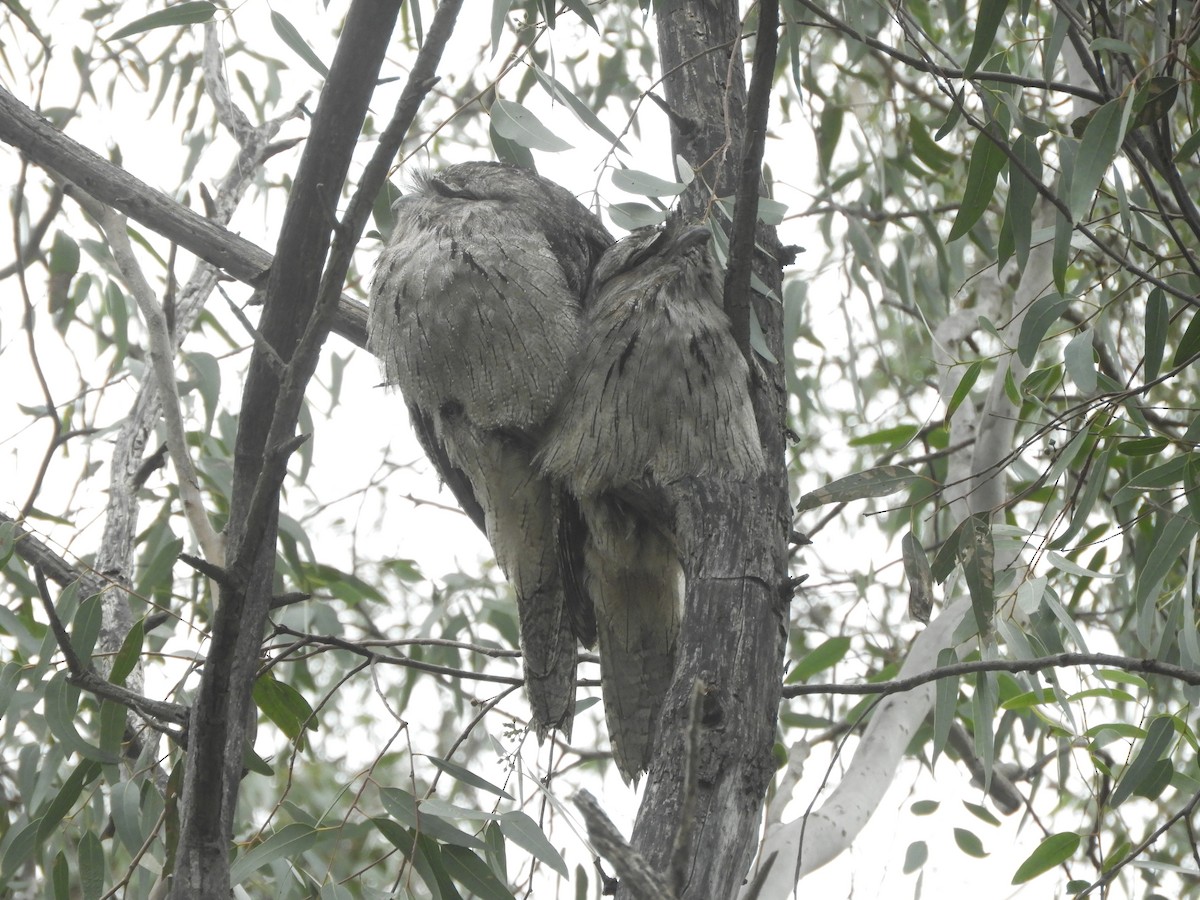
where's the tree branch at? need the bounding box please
[721,0,778,359]
[783,651,1200,697]
[0,84,371,348]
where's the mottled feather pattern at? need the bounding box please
[538,222,765,781]
[367,162,611,740]
[540,225,765,496]
[369,165,763,775]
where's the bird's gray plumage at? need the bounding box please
[368,161,612,740]
[539,222,765,781]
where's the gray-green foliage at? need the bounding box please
[1,0,1199,897]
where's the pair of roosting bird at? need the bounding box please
[368,161,763,782]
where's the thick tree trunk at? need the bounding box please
[623,5,791,899]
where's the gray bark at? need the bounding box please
[612,4,791,898]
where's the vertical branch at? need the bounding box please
[172,2,404,895]
[626,5,790,899]
[171,1,463,893]
[722,0,779,360]
[93,205,225,567]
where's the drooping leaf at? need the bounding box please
[110,1,215,40]
[962,515,995,634]
[270,11,329,78]
[903,841,928,874]
[441,845,516,900]
[490,100,572,152]
[954,827,988,858]
[499,811,567,878]
[903,532,934,624]
[1109,716,1176,807]
[229,823,324,884]
[531,67,625,151]
[611,168,686,197]
[945,360,982,424]
[1172,307,1200,368]
[254,673,318,745]
[1144,287,1167,381]
[795,466,921,511]
[948,120,1008,241]
[1064,329,1097,394]
[1068,96,1127,221]
[1005,134,1042,270]
[964,0,1011,76]
[45,672,116,763]
[77,829,104,899]
[1017,293,1070,367]
[786,636,851,683]
[1011,832,1080,884]
[380,788,487,850]
[490,121,536,170]
[422,755,514,800]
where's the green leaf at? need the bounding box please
[531,67,625,151]
[52,851,70,900]
[948,120,1008,241]
[1113,456,1187,505]
[484,821,508,883]
[911,799,939,815]
[71,593,103,662]
[945,360,982,423]
[1109,716,1176,807]
[817,101,844,177]
[422,755,514,800]
[954,827,988,858]
[611,168,686,197]
[1011,831,1080,883]
[490,100,572,152]
[795,465,921,512]
[499,811,567,878]
[77,829,104,899]
[1134,512,1198,615]
[962,515,995,634]
[49,230,80,277]
[1116,436,1169,456]
[489,121,536,170]
[903,531,934,624]
[490,0,512,58]
[1145,288,1167,381]
[110,619,144,688]
[1172,308,1200,368]
[45,671,117,763]
[1068,97,1127,221]
[442,845,516,900]
[110,1,215,40]
[932,647,959,764]
[1,818,42,881]
[848,424,920,448]
[1017,293,1070,367]
[607,202,666,230]
[254,673,318,745]
[964,0,1011,76]
[1052,207,1072,294]
[380,788,487,849]
[230,823,323,884]
[903,841,928,874]
[0,662,21,723]
[36,759,102,842]
[786,636,851,683]
[963,800,1001,826]
[270,12,329,78]
[1005,134,1042,270]
[1064,329,1097,394]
